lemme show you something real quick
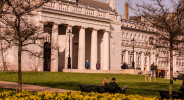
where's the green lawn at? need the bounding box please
[0,72,182,97]
[0,88,15,92]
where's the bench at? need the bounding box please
[158,90,184,99]
[78,84,126,94]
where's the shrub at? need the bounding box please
[0,90,158,100]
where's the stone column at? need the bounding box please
[65,25,73,69]
[134,52,137,69]
[91,29,98,70]
[51,23,58,72]
[103,31,110,70]
[146,53,150,71]
[140,52,145,71]
[78,27,85,70]
[125,50,128,64]
[173,53,177,72]
[153,53,156,64]
[37,22,44,71]
[150,52,155,64]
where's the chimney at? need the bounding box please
[125,1,129,20]
[108,0,115,10]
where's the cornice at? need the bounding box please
[39,7,112,23]
[121,26,156,34]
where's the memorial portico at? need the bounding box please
[0,0,123,72]
[43,22,111,71]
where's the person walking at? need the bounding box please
[85,60,90,69]
[96,61,100,70]
[154,64,158,78]
[150,63,155,77]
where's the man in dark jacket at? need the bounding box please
[154,64,158,78]
[150,63,155,77]
[108,78,127,94]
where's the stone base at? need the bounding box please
[63,69,143,75]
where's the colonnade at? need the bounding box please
[48,23,110,72]
[122,50,156,71]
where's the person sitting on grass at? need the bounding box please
[108,78,128,94]
[179,80,184,93]
[102,77,109,86]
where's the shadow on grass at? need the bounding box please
[0,72,49,75]
[118,81,179,97]
[23,81,173,97]
[23,81,81,91]
[0,72,17,75]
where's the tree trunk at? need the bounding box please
[0,41,6,71]
[169,43,173,100]
[18,45,22,92]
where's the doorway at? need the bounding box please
[43,42,51,71]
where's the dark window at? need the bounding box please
[58,25,67,35]
[149,37,154,44]
[44,24,52,34]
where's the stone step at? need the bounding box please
[63,69,144,75]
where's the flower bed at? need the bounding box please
[0,90,158,100]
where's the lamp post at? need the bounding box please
[68,29,72,69]
[131,38,135,69]
[76,0,79,6]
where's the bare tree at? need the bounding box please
[0,0,5,17]
[0,39,8,71]
[0,0,51,92]
[130,0,184,99]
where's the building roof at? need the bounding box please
[78,0,113,11]
[60,0,113,11]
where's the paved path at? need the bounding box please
[0,81,75,93]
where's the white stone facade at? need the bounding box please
[121,19,184,77]
[0,0,183,76]
[0,0,122,71]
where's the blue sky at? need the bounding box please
[100,0,172,18]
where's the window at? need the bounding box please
[149,37,154,44]
[122,54,124,64]
[142,35,144,40]
[145,57,147,66]
[130,34,132,38]
[134,34,136,39]
[44,24,52,34]
[138,35,140,40]
[122,32,124,38]
[58,25,67,35]
[145,36,147,41]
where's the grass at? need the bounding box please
[0,88,15,92]
[0,72,182,97]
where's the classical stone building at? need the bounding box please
[121,14,184,78]
[0,0,183,77]
[121,19,157,71]
[0,0,122,72]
